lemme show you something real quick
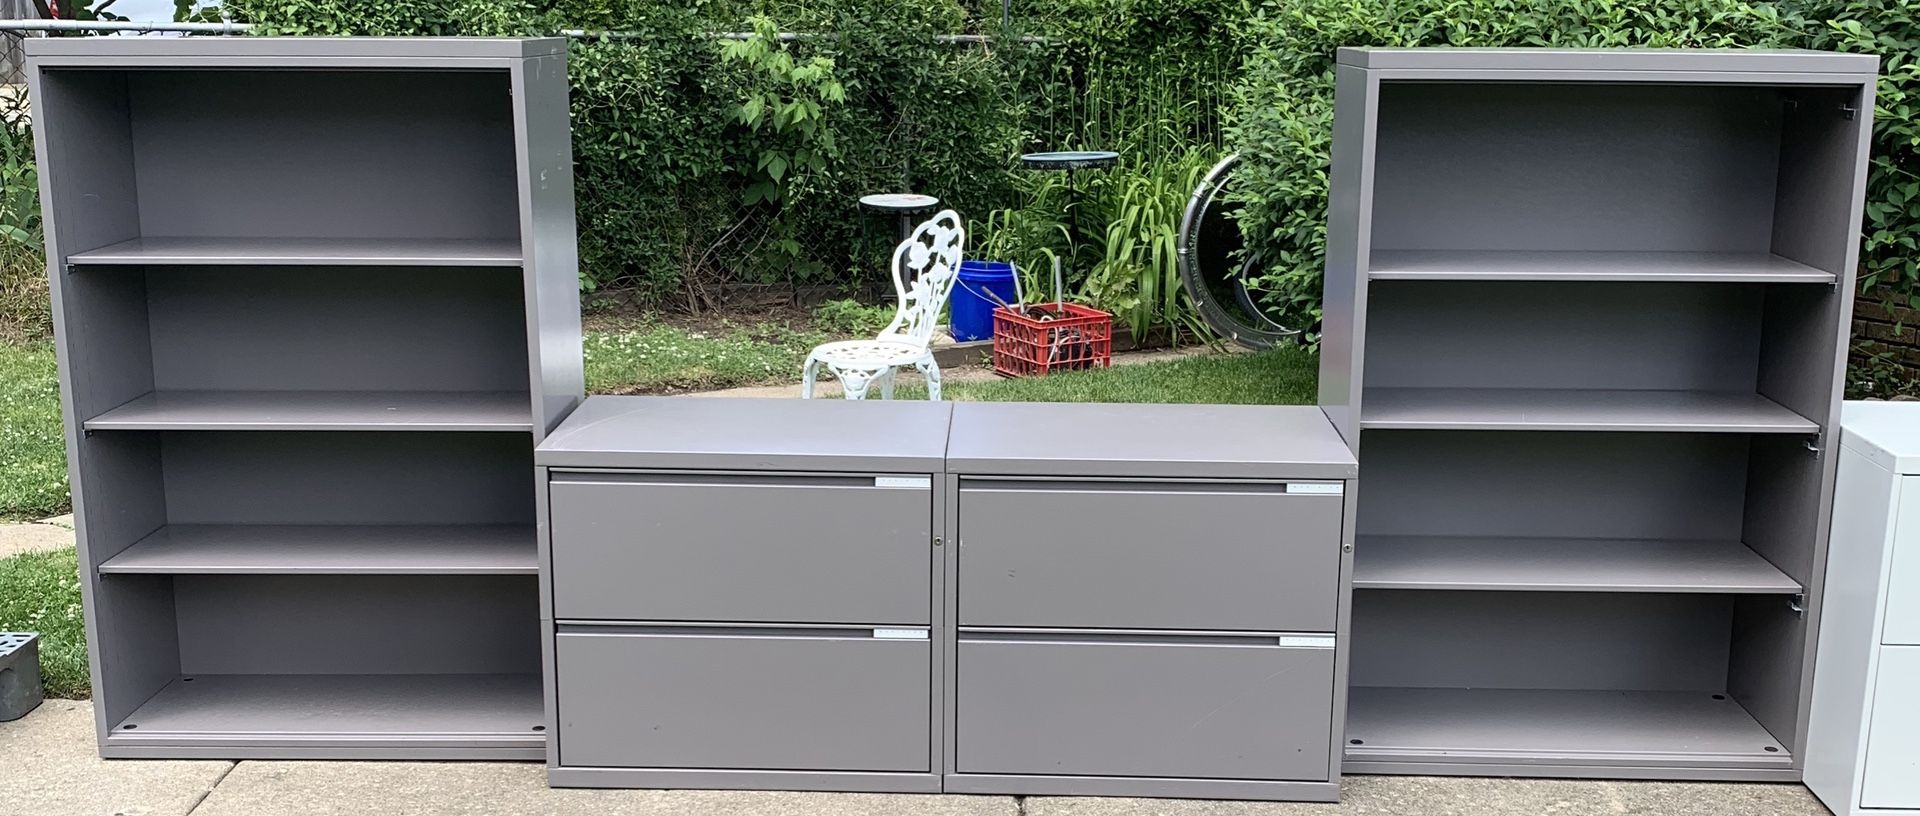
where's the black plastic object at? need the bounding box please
[1018,151,1121,170]
[0,633,42,722]
[1177,154,1299,349]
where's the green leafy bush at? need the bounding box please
[812,298,897,336]
[1225,0,1920,332]
[1224,0,1817,331]
[1807,4,1920,305]
[0,93,48,342]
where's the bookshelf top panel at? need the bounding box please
[26,36,564,62]
[1338,47,1877,77]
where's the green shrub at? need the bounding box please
[812,298,897,336]
[1225,0,1920,332]
[1806,3,1920,307]
[0,94,48,341]
[1224,0,1818,332]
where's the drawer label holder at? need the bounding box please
[1279,635,1336,649]
[873,628,930,640]
[874,476,932,489]
[1285,482,1345,495]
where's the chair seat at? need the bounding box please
[810,339,930,367]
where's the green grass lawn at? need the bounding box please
[0,340,67,521]
[891,345,1320,405]
[0,546,88,698]
[584,322,825,394]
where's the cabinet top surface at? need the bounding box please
[25,36,565,61]
[1337,47,1878,76]
[1842,401,1920,474]
[537,396,953,473]
[947,402,1357,480]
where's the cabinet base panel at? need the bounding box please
[945,773,1340,801]
[103,743,542,760]
[549,767,942,793]
[1343,760,1801,782]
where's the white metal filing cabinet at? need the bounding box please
[536,396,952,792]
[943,402,1359,801]
[1808,401,1920,815]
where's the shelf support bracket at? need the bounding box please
[1790,594,1807,617]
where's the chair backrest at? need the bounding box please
[877,208,966,348]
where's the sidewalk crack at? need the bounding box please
[185,761,238,814]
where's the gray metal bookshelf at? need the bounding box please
[1320,47,1878,780]
[26,37,583,759]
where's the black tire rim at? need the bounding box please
[1176,153,1300,349]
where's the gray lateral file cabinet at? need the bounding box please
[537,397,953,792]
[1807,401,1920,816]
[1320,48,1877,780]
[29,37,583,759]
[943,402,1359,801]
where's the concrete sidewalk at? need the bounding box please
[2,699,1833,816]
[0,512,73,559]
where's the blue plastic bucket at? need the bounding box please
[952,260,1018,342]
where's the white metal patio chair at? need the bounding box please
[802,209,965,400]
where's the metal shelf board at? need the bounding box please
[1359,388,1819,433]
[105,674,546,746]
[83,390,534,432]
[98,524,536,575]
[1367,250,1833,283]
[68,237,523,267]
[1352,535,1802,593]
[1345,687,1792,770]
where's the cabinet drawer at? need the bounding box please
[1884,478,1920,646]
[958,481,1342,631]
[954,631,1335,781]
[550,473,931,623]
[1863,645,1920,808]
[556,627,931,772]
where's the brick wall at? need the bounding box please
[1852,285,1920,395]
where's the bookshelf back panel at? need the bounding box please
[174,574,539,675]
[126,69,519,242]
[158,431,534,526]
[1370,83,1782,254]
[143,266,530,393]
[1357,430,1750,541]
[1351,590,1733,691]
[1362,281,1763,392]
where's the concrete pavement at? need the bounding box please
[0,514,73,559]
[0,699,232,816]
[1,700,1835,816]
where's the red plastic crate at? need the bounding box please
[991,303,1114,378]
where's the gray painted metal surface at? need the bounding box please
[25,36,564,59]
[954,632,1334,780]
[946,402,1356,479]
[956,480,1342,630]
[539,399,1354,801]
[1338,46,1878,74]
[942,404,1355,800]
[0,633,43,722]
[30,37,581,760]
[549,472,932,624]
[1319,47,1876,780]
[1353,536,1800,593]
[539,396,947,792]
[537,396,952,473]
[556,628,932,772]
